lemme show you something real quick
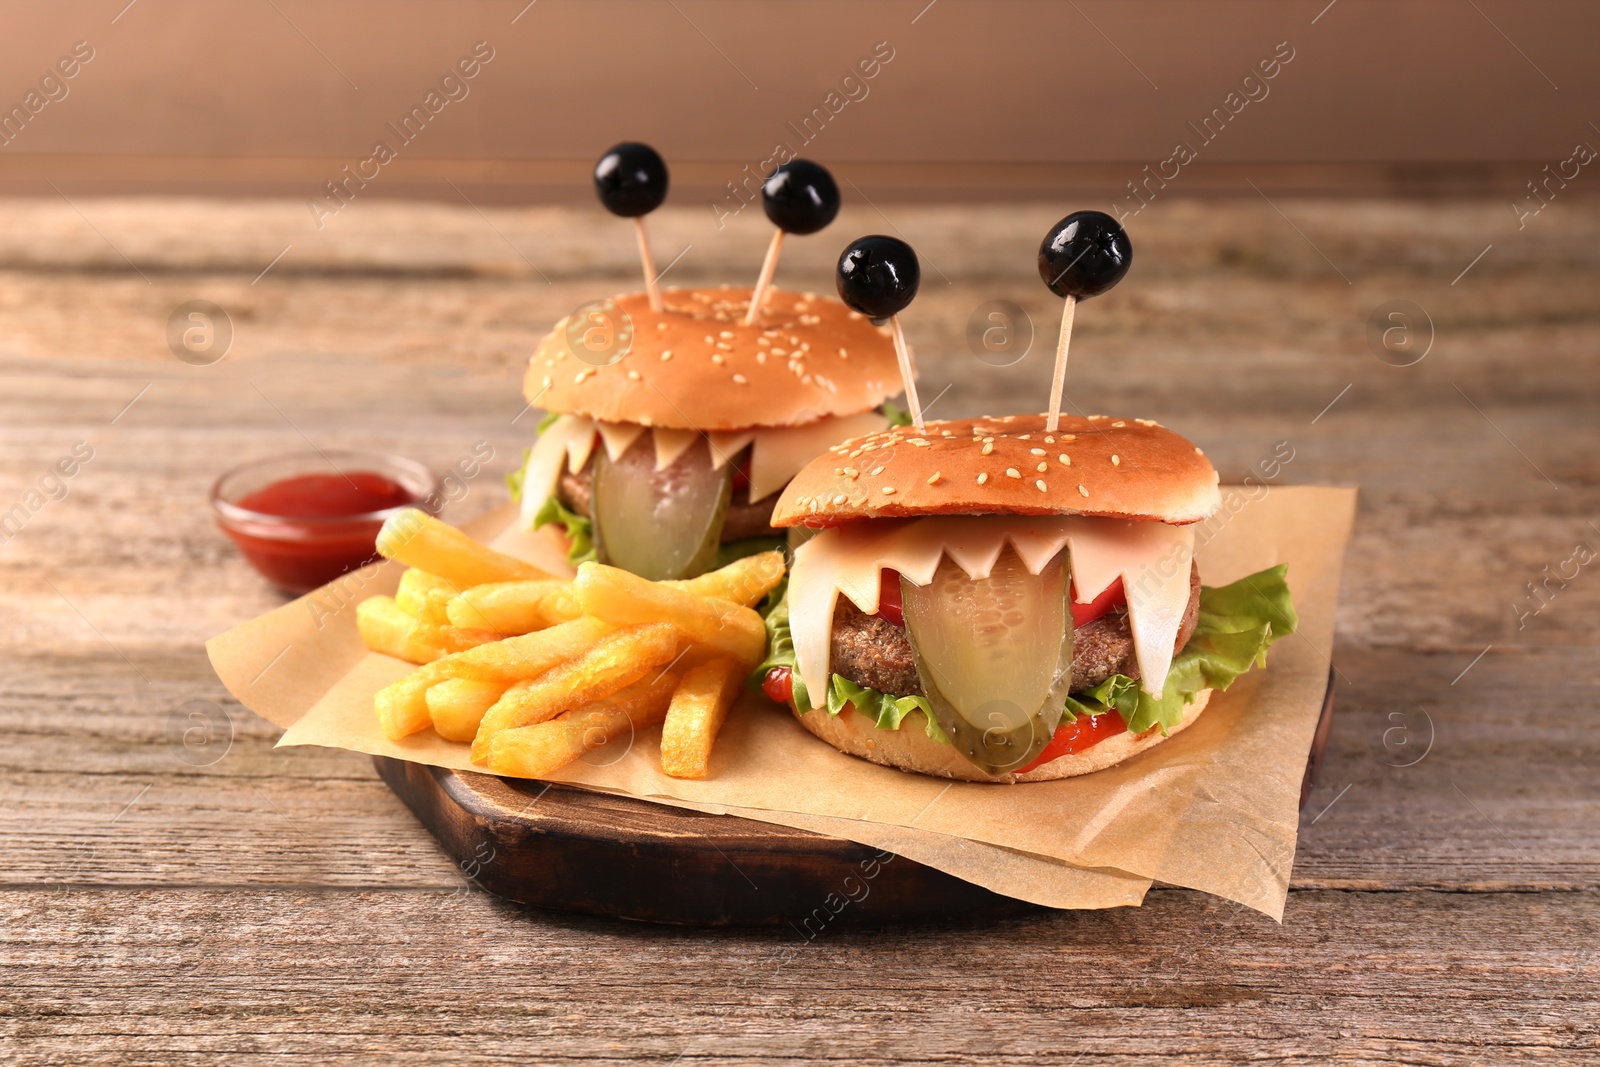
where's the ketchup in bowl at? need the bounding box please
[211,451,442,594]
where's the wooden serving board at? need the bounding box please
[376,668,1336,926]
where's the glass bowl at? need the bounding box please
[211,450,442,594]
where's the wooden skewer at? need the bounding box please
[634,217,662,312]
[743,230,785,327]
[1045,295,1077,432]
[890,315,924,431]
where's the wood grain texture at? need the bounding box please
[1,197,1595,1062]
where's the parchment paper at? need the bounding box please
[208,486,1356,919]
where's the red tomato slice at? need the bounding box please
[1070,577,1126,628]
[1017,711,1130,773]
[875,568,904,627]
[762,666,794,705]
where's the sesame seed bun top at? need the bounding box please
[771,414,1223,527]
[523,286,902,432]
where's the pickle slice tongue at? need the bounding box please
[901,548,1074,775]
[591,436,732,581]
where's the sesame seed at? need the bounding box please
[928,472,941,485]
[720,330,734,339]
[772,348,787,357]
[1044,436,1055,444]
[1058,454,1071,466]
[732,373,749,384]
[844,467,859,479]
[870,466,885,476]
[660,350,674,361]
[541,375,552,388]
[1037,462,1048,472]
[980,443,994,456]
[704,336,715,344]
[1078,484,1090,497]
[833,494,847,505]
[1036,480,1047,492]
[977,472,989,485]
[1112,421,1127,428]
[1195,447,1204,455]
[1063,434,1077,442]
[982,437,995,443]
[1018,434,1031,441]
[1030,448,1046,456]
[627,369,641,381]
[656,322,668,331]
[848,449,863,459]
[861,443,878,452]
[712,354,725,364]
[716,342,733,351]
[1005,468,1021,479]
[881,486,896,495]
[756,352,767,363]
[1111,454,1121,466]
[838,347,848,358]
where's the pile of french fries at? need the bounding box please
[355,509,784,780]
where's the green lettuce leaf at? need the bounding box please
[754,563,1298,745]
[536,410,561,434]
[827,676,949,742]
[506,447,530,503]
[882,400,914,428]
[1062,564,1298,735]
[532,494,598,565]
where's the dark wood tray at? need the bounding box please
[376,667,1336,926]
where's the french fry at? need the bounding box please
[573,562,767,668]
[665,551,786,608]
[396,569,459,625]
[486,671,679,779]
[445,579,579,635]
[375,673,433,740]
[430,616,614,684]
[426,678,506,742]
[357,596,444,664]
[369,616,613,739]
[470,622,680,761]
[377,508,552,587]
[659,657,743,780]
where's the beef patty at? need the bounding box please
[829,562,1203,698]
[557,458,781,543]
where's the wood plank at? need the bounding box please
[0,888,1593,1063]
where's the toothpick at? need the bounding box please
[890,315,923,431]
[743,230,785,326]
[1045,295,1076,432]
[634,217,662,312]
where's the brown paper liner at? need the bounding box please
[208,486,1356,919]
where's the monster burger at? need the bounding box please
[757,413,1298,782]
[511,145,906,580]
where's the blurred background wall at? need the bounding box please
[0,0,1594,205]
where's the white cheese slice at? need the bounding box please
[564,418,598,475]
[595,421,645,463]
[517,415,595,528]
[787,514,1194,706]
[1064,517,1195,695]
[651,427,699,471]
[706,430,754,470]
[746,411,888,503]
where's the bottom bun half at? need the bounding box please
[795,689,1211,784]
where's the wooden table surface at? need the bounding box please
[1,196,1595,1065]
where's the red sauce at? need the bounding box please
[762,665,794,705]
[1018,711,1131,773]
[222,471,417,594]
